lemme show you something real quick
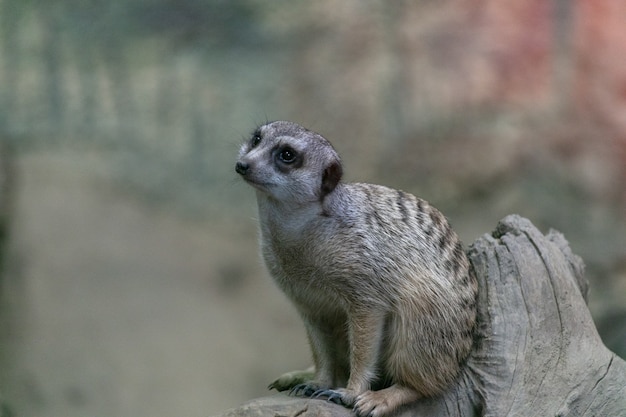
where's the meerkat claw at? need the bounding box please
[312,389,346,405]
[289,383,317,397]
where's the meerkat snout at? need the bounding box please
[235,161,249,176]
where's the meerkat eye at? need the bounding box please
[278,147,297,164]
[250,133,262,148]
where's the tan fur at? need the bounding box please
[236,121,477,416]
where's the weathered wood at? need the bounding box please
[213,215,626,417]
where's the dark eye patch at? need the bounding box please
[273,145,303,170]
[250,129,262,148]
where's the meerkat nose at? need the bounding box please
[235,161,249,175]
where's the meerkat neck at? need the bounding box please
[256,191,324,243]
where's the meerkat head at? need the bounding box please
[235,121,342,204]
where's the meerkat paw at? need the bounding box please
[354,385,420,417]
[268,366,315,391]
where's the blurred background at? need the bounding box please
[0,0,625,416]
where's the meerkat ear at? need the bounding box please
[321,161,342,196]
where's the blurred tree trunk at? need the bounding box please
[0,142,14,277]
[552,0,574,115]
[40,6,65,134]
[0,0,21,132]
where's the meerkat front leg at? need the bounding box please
[313,309,386,407]
[270,312,343,396]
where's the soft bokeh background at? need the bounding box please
[0,1,625,416]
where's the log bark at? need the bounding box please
[213,215,626,417]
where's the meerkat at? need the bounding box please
[235,121,477,417]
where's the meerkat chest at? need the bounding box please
[260,224,323,283]
[262,239,344,310]
[259,211,343,305]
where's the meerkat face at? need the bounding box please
[236,121,342,204]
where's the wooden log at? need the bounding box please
[213,215,626,417]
